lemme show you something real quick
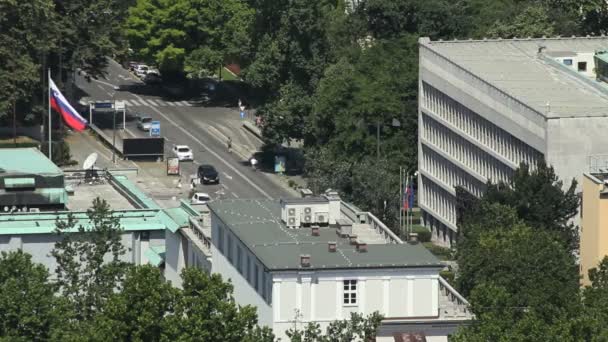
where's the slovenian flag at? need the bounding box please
[49,78,88,131]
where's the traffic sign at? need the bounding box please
[94,102,113,109]
[150,120,161,137]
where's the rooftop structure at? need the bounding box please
[204,194,471,341]
[418,36,608,245]
[208,199,442,270]
[0,148,67,208]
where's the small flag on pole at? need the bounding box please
[49,78,88,131]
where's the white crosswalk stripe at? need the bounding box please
[131,99,144,106]
[147,99,160,106]
[178,101,190,106]
[166,101,176,106]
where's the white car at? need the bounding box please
[134,64,149,78]
[173,145,193,161]
[191,192,210,205]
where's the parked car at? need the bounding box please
[173,145,193,161]
[191,192,210,205]
[143,72,162,85]
[134,64,149,78]
[136,116,153,131]
[198,164,219,184]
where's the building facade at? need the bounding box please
[418,37,608,245]
[580,172,608,285]
[206,195,471,341]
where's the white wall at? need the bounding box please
[272,268,440,341]
[164,229,185,288]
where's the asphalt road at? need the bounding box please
[74,60,292,200]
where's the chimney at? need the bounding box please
[311,226,320,236]
[323,189,341,225]
[349,234,358,245]
[300,188,314,198]
[356,242,368,253]
[328,241,337,252]
[300,254,311,267]
[408,233,419,244]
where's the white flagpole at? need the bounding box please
[48,69,52,161]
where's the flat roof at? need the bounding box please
[208,199,442,271]
[0,148,62,175]
[421,36,608,118]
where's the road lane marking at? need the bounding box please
[232,192,240,198]
[129,92,272,199]
[220,183,229,190]
[92,78,117,89]
[222,172,233,180]
[125,129,137,138]
[167,101,176,106]
[97,84,105,91]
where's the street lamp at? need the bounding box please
[110,92,116,164]
[375,118,401,161]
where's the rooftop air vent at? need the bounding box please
[356,242,368,253]
[300,254,311,267]
[328,241,337,252]
[311,226,320,236]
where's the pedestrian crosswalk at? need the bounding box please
[118,99,192,107]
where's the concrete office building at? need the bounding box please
[418,36,608,245]
[206,193,471,341]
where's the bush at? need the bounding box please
[423,242,454,261]
[440,269,455,285]
[412,225,431,243]
[287,179,298,189]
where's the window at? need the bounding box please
[563,59,573,66]
[218,227,224,253]
[578,61,587,72]
[343,280,357,305]
[227,236,233,263]
[254,264,259,291]
[236,246,242,274]
[246,256,251,283]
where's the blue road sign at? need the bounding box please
[150,120,161,137]
[240,111,245,119]
[94,102,113,109]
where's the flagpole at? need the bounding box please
[399,166,403,238]
[48,69,52,161]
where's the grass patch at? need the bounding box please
[221,67,240,81]
[0,136,40,148]
[423,241,454,261]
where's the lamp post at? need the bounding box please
[110,92,116,164]
[376,118,401,161]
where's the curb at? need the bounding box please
[242,121,264,142]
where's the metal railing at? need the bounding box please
[339,201,403,244]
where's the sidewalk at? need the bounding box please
[203,115,305,197]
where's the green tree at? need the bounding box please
[51,197,128,322]
[86,265,178,342]
[286,312,383,342]
[482,161,580,252]
[163,268,274,341]
[126,0,254,80]
[487,5,555,38]
[0,250,58,341]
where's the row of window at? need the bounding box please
[217,225,270,303]
[420,175,457,226]
[421,82,543,167]
[421,145,485,198]
[421,113,514,184]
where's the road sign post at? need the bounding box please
[150,120,161,137]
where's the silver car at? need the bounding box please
[137,116,152,131]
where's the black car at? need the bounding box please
[198,165,219,184]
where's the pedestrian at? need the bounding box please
[250,156,258,171]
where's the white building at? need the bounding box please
[418,36,608,245]
[205,194,471,341]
